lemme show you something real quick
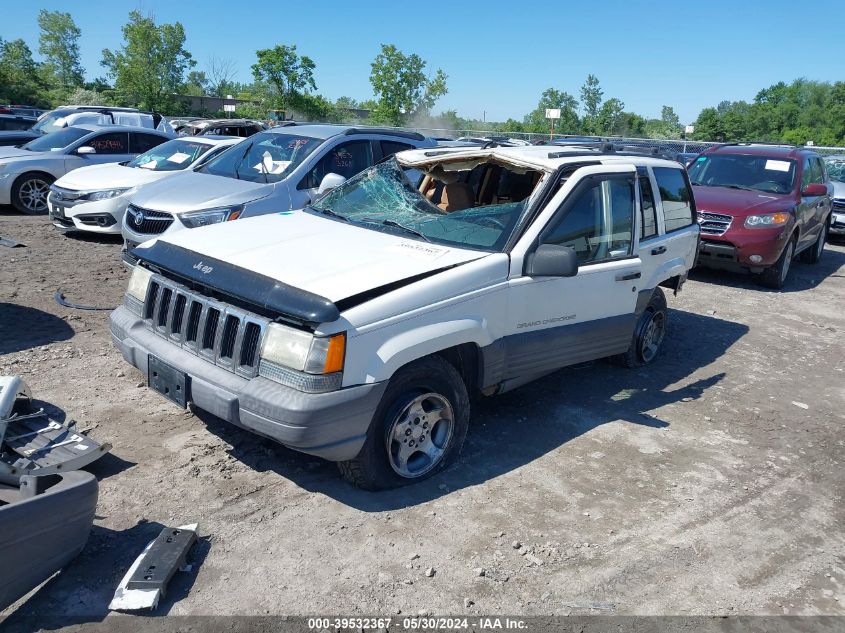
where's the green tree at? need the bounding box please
[596,97,626,135]
[369,44,447,126]
[184,70,209,96]
[523,88,579,134]
[251,45,316,109]
[101,11,195,112]
[579,74,603,133]
[0,38,44,104]
[38,10,84,90]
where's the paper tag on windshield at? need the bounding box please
[168,152,190,164]
[386,241,449,260]
[765,160,790,172]
[139,160,157,170]
[253,159,291,174]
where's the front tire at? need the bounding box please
[616,287,668,368]
[338,356,470,490]
[11,172,54,215]
[759,237,795,289]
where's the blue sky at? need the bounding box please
[3,0,843,124]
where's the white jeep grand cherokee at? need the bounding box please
[110,144,700,489]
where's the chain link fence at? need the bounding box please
[393,126,845,157]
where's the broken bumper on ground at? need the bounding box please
[109,306,384,461]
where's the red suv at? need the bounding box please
[689,144,832,289]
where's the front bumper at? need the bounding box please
[697,228,789,272]
[48,193,125,234]
[110,305,384,461]
[831,209,845,235]
[0,173,15,205]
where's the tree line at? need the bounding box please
[2,10,843,146]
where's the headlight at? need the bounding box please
[260,322,346,374]
[126,265,153,303]
[745,212,790,228]
[179,205,244,228]
[85,187,132,201]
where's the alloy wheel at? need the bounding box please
[640,311,666,363]
[386,392,454,478]
[19,178,50,213]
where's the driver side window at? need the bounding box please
[302,140,373,189]
[542,176,634,264]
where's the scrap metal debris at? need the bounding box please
[110,523,199,611]
[0,236,25,248]
[54,289,115,311]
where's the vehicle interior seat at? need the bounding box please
[439,182,475,211]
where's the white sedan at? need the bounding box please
[48,136,241,234]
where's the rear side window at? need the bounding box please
[130,133,165,154]
[653,167,694,232]
[639,175,658,240]
[87,132,129,154]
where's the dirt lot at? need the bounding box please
[1,208,844,623]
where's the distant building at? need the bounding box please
[173,94,258,113]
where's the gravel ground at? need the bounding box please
[1,209,844,624]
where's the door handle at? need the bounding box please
[651,245,667,255]
[616,271,641,281]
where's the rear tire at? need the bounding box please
[615,287,668,368]
[11,172,54,215]
[800,219,828,264]
[338,355,470,490]
[759,237,795,289]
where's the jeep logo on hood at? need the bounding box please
[193,261,213,274]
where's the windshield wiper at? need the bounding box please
[308,205,349,222]
[360,218,430,242]
[722,184,756,191]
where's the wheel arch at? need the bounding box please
[365,319,491,389]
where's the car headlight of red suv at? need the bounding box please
[744,212,790,228]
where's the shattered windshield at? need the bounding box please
[197,131,321,183]
[310,158,536,251]
[824,158,845,183]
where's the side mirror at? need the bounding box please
[317,172,346,195]
[76,145,96,155]
[525,243,579,277]
[801,183,827,197]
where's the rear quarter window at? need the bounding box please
[653,167,695,232]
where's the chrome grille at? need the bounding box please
[697,211,733,236]
[126,204,174,235]
[833,198,845,211]
[143,275,268,377]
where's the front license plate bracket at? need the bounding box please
[148,355,188,407]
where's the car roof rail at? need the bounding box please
[343,127,425,141]
[718,141,802,149]
[548,143,677,161]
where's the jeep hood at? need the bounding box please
[134,211,488,310]
[55,163,166,190]
[831,180,845,200]
[126,170,273,213]
[693,185,794,216]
